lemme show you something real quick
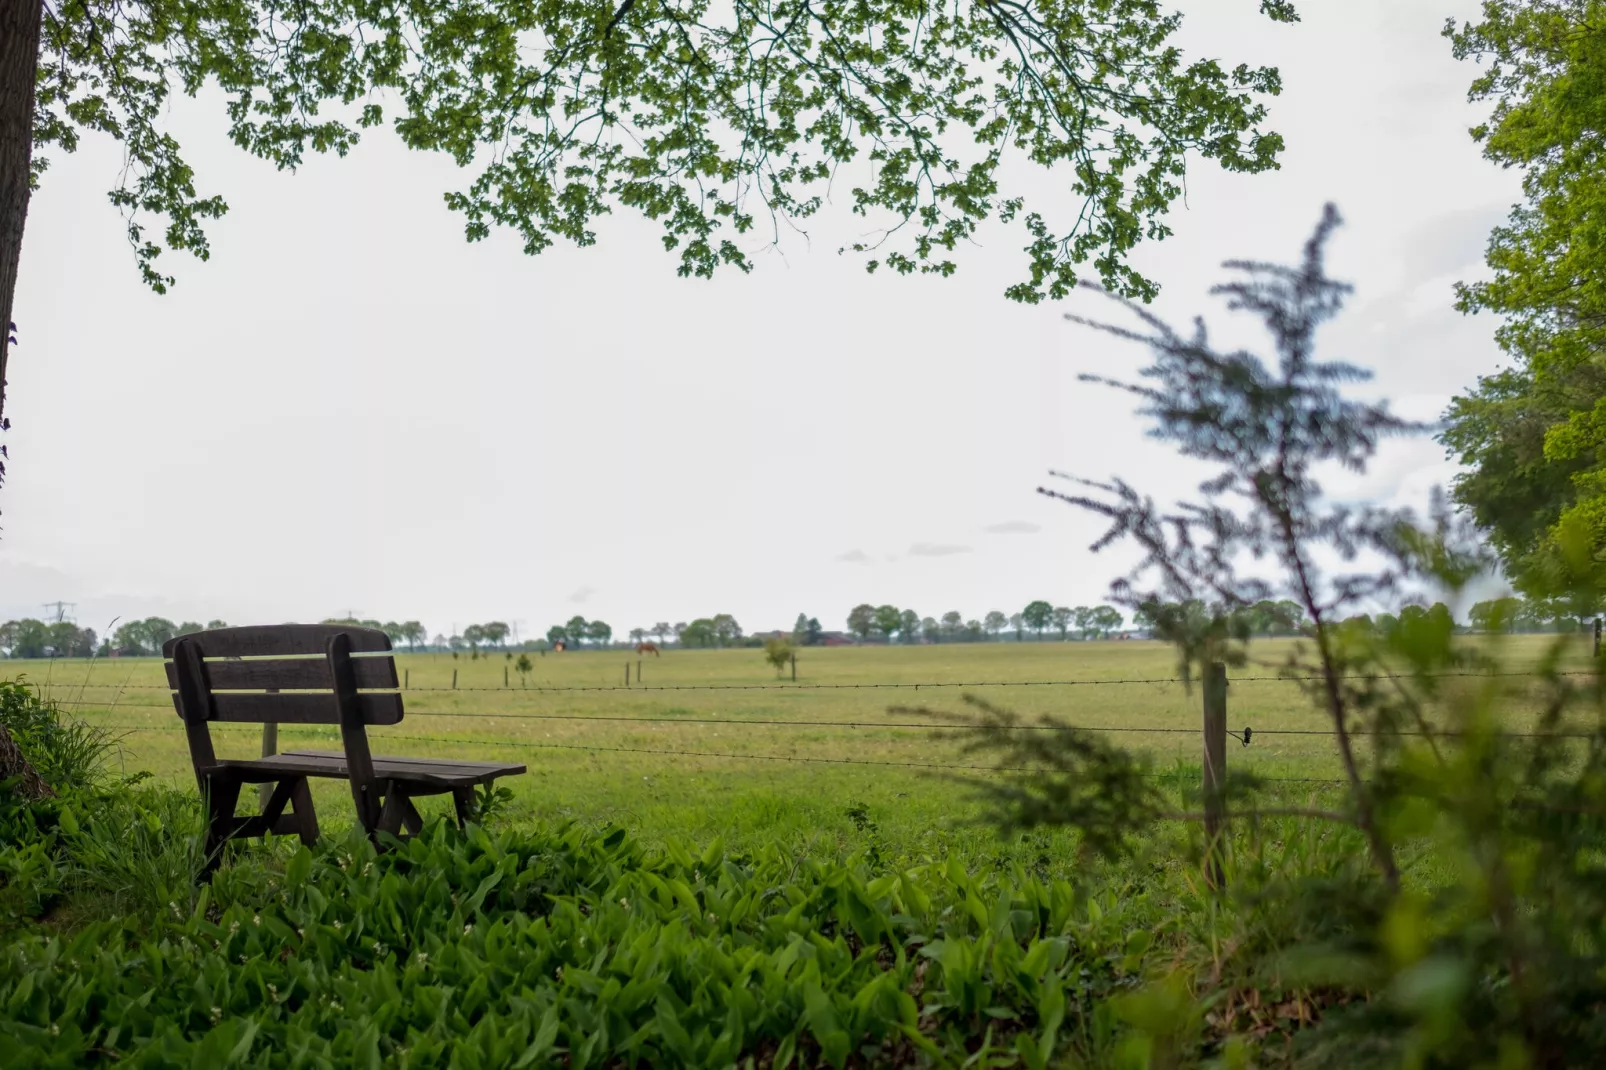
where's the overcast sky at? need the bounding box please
[1,1,1519,640]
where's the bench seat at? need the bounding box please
[208,751,526,788]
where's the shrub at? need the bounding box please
[0,679,115,792]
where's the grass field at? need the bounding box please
[5,636,1590,866]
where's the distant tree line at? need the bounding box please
[0,616,232,658]
[824,602,1132,645]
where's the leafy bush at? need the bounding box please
[0,679,115,792]
[0,819,1167,1067]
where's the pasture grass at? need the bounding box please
[7,635,1589,871]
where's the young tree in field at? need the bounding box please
[462,624,485,658]
[1022,601,1054,639]
[0,1,1296,500]
[898,609,921,644]
[874,605,903,643]
[940,612,964,642]
[847,605,877,644]
[983,611,1008,640]
[1051,606,1074,640]
[763,637,794,678]
[514,653,533,686]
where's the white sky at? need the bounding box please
[0,0,1519,640]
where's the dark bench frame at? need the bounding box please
[165,624,524,872]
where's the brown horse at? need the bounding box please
[636,642,660,657]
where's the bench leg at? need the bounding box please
[452,787,475,830]
[376,784,425,839]
[289,776,320,846]
[199,775,243,881]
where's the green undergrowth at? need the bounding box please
[0,816,1186,1068]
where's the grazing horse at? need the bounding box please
[636,642,660,657]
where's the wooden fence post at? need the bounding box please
[637,659,643,684]
[451,669,458,690]
[791,653,797,682]
[1594,618,1601,660]
[1202,662,1228,892]
[258,686,280,810]
[404,668,409,690]
[504,666,509,687]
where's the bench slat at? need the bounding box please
[209,751,523,785]
[174,692,403,726]
[164,656,397,691]
[163,624,391,659]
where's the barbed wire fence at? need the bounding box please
[25,664,1606,796]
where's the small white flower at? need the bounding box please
[416,952,428,965]
[49,1024,59,1037]
[463,923,473,935]
[210,1007,222,1023]
[252,915,261,926]
[228,921,240,935]
[554,966,563,980]
[619,898,629,909]
[333,920,342,930]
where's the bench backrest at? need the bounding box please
[165,624,402,831]
[163,625,402,726]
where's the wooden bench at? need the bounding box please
[165,624,524,871]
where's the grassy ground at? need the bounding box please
[6,636,1588,865]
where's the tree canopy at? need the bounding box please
[1440,1,1606,593]
[0,0,1299,457]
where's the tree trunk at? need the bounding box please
[0,723,53,800]
[0,0,42,431]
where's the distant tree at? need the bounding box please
[380,622,404,647]
[874,605,902,641]
[652,622,673,644]
[672,623,689,645]
[805,617,823,645]
[481,622,511,649]
[983,611,1008,639]
[401,622,426,652]
[45,622,95,657]
[515,653,533,685]
[965,619,985,642]
[710,614,743,647]
[921,616,941,643]
[940,611,964,641]
[1009,612,1025,641]
[763,637,794,678]
[1468,597,1520,633]
[565,616,590,648]
[545,625,568,648]
[629,628,647,645]
[847,604,877,643]
[1022,601,1054,639]
[1051,606,1074,639]
[1071,606,1094,639]
[792,613,810,645]
[4,620,49,658]
[679,619,717,648]
[177,621,204,637]
[898,609,921,643]
[1087,606,1124,638]
[205,619,229,631]
[587,620,613,647]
